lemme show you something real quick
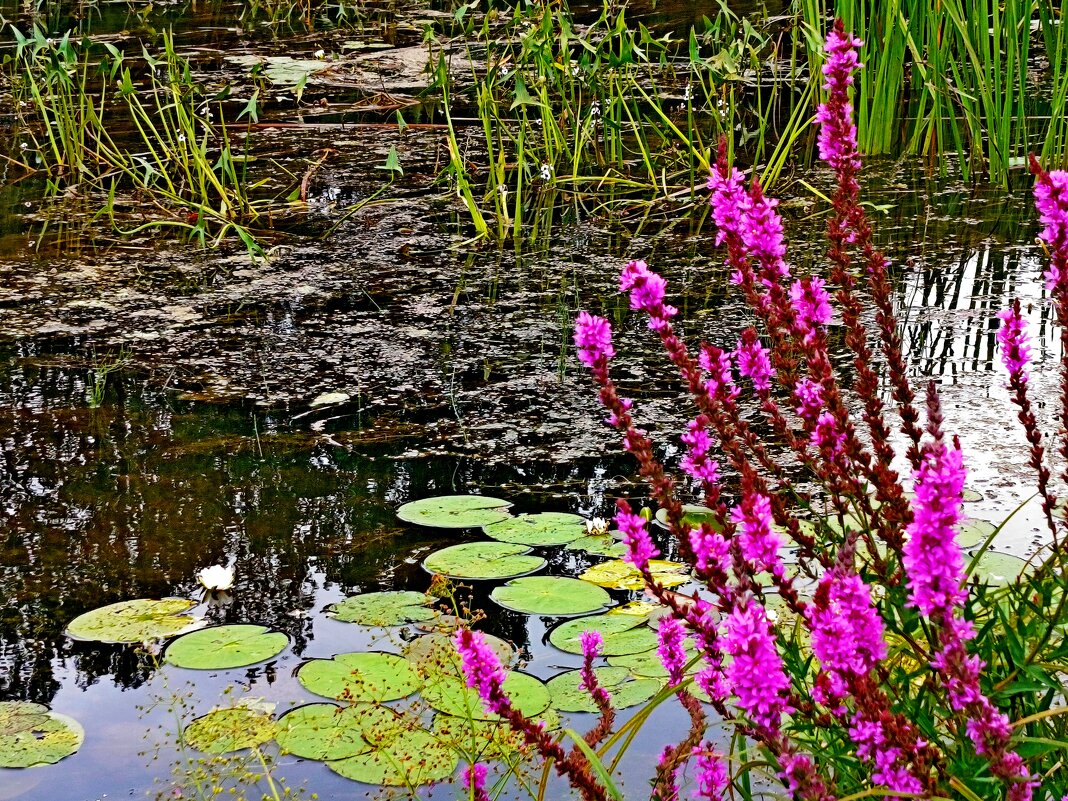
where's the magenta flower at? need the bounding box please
[740,182,789,284]
[1034,169,1068,291]
[616,502,660,572]
[816,23,863,174]
[807,569,887,703]
[729,492,783,576]
[997,304,1031,380]
[463,762,491,801]
[790,276,833,342]
[735,329,776,391]
[574,312,615,368]
[689,524,730,576]
[723,599,791,729]
[794,378,824,421]
[811,411,846,459]
[708,163,747,247]
[681,418,721,485]
[657,615,687,686]
[848,713,924,795]
[691,744,728,799]
[620,259,678,331]
[454,628,509,717]
[903,439,967,618]
[699,345,739,401]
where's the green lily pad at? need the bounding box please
[329,591,438,627]
[165,625,288,670]
[398,495,512,529]
[566,536,629,558]
[328,725,457,786]
[969,551,1029,586]
[0,702,84,768]
[226,54,327,86]
[957,518,997,549]
[608,637,705,679]
[483,512,587,546]
[422,671,551,721]
[579,559,690,592]
[431,714,532,759]
[404,632,516,676]
[548,615,658,656]
[298,652,421,702]
[184,706,277,754]
[277,703,390,761]
[423,542,545,580]
[654,505,722,531]
[547,667,661,712]
[490,577,611,616]
[66,598,200,644]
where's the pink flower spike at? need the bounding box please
[453,628,510,717]
[691,744,728,800]
[574,311,615,368]
[657,615,687,686]
[735,328,776,391]
[615,502,660,572]
[708,163,747,246]
[997,303,1031,381]
[620,260,678,326]
[816,21,864,174]
[1034,168,1068,292]
[463,763,491,801]
[729,492,783,575]
[723,599,791,730]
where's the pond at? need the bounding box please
[0,1,1062,799]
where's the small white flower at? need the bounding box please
[197,564,234,592]
[683,82,692,102]
[313,49,325,59]
[571,65,580,77]
[177,133,186,143]
[498,183,508,196]
[500,67,510,77]
[585,517,608,536]
[19,142,27,150]
[539,163,552,181]
[590,100,601,117]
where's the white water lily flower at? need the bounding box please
[197,564,234,592]
[313,49,326,59]
[585,517,608,536]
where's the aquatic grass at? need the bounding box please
[455,23,1068,800]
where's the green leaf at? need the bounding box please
[548,615,657,656]
[164,625,288,670]
[653,504,721,531]
[0,702,83,768]
[608,637,705,679]
[376,145,403,176]
[276,703,388,761]
[66,598,201,644]
[547,667,660,712]
[422,671,550,720]
[564,728,623,801]
[510,74,544,110]
[483,512,587,546]
[490,577,612,616]
[404,632,515,676]
[566,536,629,558]
[328,725,457,786]
[423,541,545,580]
[297,652,421,702]
[397,495,512,528]
[329,591,437,627]
[969,551,1028,586]
[184,706,277,754]
[579,560,690,592]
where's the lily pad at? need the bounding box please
[226,54,327,86]
[579,560,691,592]
[398,495,512,529]
[957,518,997,549]
[547,667,661,712]
[422,671,551,720]
[548,615,658,656]
[184,706,277,754]
[431,715,531,759]
[969,551,1029,586]
[483,512,587,546]
[329,591,438,627]
[0,702,84,768]
[608,637,705,679]
[328,725,457,786]
[490,577,612,616]
[404,632,516,676]
[423,542,545,580]
[566,536,629,558]
[277,703,390,761]
[654,505,722,531]
[298,652,421,702]
[66,598,200,644]
[165,625,288,670]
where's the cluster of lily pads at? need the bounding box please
[2,492,1028,790]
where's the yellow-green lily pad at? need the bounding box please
[66,598,201,644]
[297,652,421,702]
[547,667,661,712]
[654,505,722,531]
[490,577,611,616]
[398,495,512,529]
[548,615,658,656]
[579,560,690,592]
[164,625,288,670]
[423,542,545,580]
[184,706,278,754]
[276,703,389,761]
[608,636,705,679]
[422,671,551,721]
[566,536,629,558]
[329,591,438,627]
[328,724,457,786]
[968,550,1029,586]
[0,702,83,768]
[404,632,516,676]
[483,512,587,546]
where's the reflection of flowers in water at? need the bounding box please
[198,564,234,592]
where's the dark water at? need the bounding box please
[1,0,1063,798]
